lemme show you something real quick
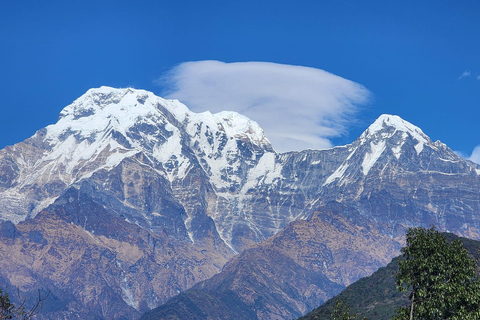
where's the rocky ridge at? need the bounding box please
[141,203,400,320]
[300,233,480,320]
[0,188,229,319]
[0,87,479,318]
[2,88,479,254]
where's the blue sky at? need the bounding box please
[1,1,479,159]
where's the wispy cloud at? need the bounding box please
[469,145,480,165]
[458,70,472,80]
[158,61,370,152]
[458,70,480,81]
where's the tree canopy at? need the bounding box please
[395,227,480,320]
[0,288,48,320]
[331,299,366,320]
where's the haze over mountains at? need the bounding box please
[0,87,479,319]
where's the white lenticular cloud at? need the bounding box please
[158,60,370,152]
[469,145,480,164]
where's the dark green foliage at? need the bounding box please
[0,288,14,319]
[331,300,365,320]
[394,227,480,320]
[299,257,409,320]
[300,231,480,320]
[0,288,49,320]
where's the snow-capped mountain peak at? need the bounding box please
[360,114,429,144]
[214,111,270,145]
[352,114,433,173]
[55,86,187,134]
[54,87,270,147]
[61,86,153,118]
[324,114,452,183]
[1,87,275,226]
[1,87,480,259]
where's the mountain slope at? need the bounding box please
[280,114,480,241]
[3,89,479,254]
[0,188,229,319]
[1,87,480,318]
[140,203,399,320]
[0,87,279,252]
[299,233,480,320]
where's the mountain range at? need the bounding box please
[140,203,399,320]
[0,87,479,319]
[299,233,480,320]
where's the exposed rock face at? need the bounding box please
[1,89,479,253]
[0,87,275,252]
[0,188,228,319]
[312,115,480,240]
[0,87,479,319]
[300,233,480,320]
[270,115,480,243]
[141,203,400,320]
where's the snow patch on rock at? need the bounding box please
[362,140,386,175]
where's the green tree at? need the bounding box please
[394,227,480,320]
[0,288,49,320]
[0,288,14,319]
[331,299,366,320]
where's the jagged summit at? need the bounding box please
[41,86,274,186]
[2,89,480,319]
[360,114,429,144]
[1,87,479,249]
[0,87,276,242]
[322,113,477,184]
[56,86,181,123]
[55,86,270,147]
[353,114,437,174]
